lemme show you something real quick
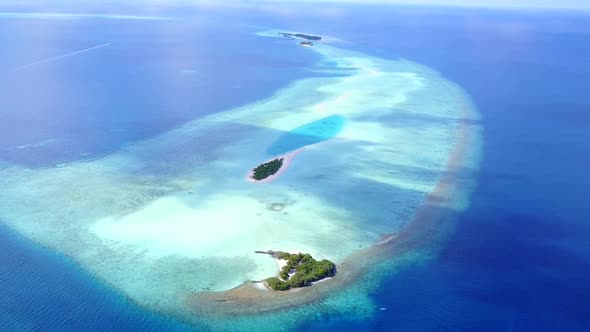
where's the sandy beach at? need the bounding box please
[273,250,303,274]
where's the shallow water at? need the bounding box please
[266,115,346,155]
[0,32,477,327]
[0,11,480,329]
[1,4,587,332]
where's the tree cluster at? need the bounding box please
[265,252,336,291]
[251,158,284,181]
[279,33,322,41]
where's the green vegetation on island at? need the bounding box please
[251,158,284,181]
[264,251,336,291]
[294,33,322,41]
[280,33,322,41]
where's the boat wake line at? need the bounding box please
[16,42,111,70]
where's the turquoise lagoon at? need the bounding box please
[0,23,481,331]
[267,115,346,156]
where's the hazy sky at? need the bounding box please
[2,0,589,12]
[141,0,590,10]
[243,0,590,9]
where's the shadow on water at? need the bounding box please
[266,115,346,155]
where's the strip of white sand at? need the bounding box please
[273,250,303,273]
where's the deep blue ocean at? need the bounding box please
[1,4,589,331]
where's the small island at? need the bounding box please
[257,251,336,291]
[280,33,322,41]
[251,158,284,181]
[299,41,314,47]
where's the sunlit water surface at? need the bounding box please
[0,4,588,332]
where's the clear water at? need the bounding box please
[297,6,590,331]
[0,15,320,167]
[266,115,346,155]
[0,4,588,332]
